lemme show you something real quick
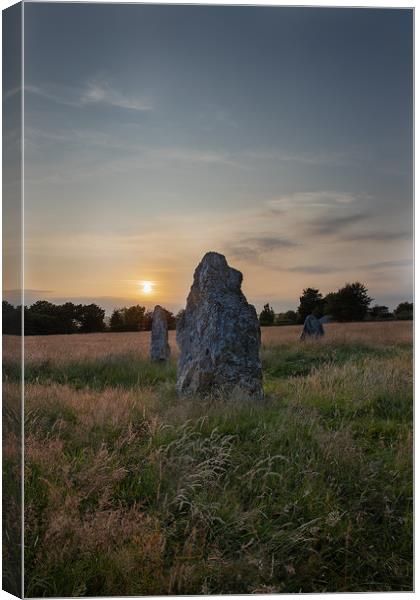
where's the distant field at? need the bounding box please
[3,321,413,595]
[3,320,413,363]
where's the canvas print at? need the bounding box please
[2,3,413,597]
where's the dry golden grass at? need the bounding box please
[3,320,412,364]
[2,320,413,595]
[21,339,412,595]
[262,320,413,345]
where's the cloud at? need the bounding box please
[266,191,358,214]
[252,236,298,250]
[361,259,413,270]
[26,125,239,169]
[80,81,152,111]
[343,230,411,243]
[24,140,242,185]
[226,234,298,261]
[3,289,54,305]
[25,84,82,107]
[283,257,412,277]
[244,150,354,168]
[4,289,53,294]
[308,212,371,235]
[26,127,129,150]
[26,80,152,111]
[286,265,338,274]
[149,148,240,168]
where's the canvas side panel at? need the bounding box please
[2,2,23,598]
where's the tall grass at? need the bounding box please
[6,322,412,595]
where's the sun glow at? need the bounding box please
[141,281,153,294]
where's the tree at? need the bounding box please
[57,302,79,333]
[25,308,63,335]
[25,301,63,335]
[110,309,124,331]
[259,303,275,326]
[3,300,15,315]
[29,300,58,315]
[297,288,324,322]
[25,300,80,334]
[394,302,413,320]
[275,310,297,325]
[326,282,372,322]
[109,305,146,331]
[3,301,21,335]
[123,305,146,331]
[77,304,106,333]
[369,305,391,320]
[165,309,176,330]
[284,310,297,323]
[143,310,153,331]
[144,308,176,331]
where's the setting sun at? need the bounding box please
[142,281,153,294]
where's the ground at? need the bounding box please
[3,321,413,596]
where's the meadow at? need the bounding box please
[3,321,413,596]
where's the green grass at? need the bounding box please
[13,336,413,596]
[5,353,177,390]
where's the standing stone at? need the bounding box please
[176,252,263,399]
[300,314,325,341]
[150,305,170,362]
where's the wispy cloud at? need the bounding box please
[277,258,412,275]
[25,83,81,107]
[24,140,241,185]
[149,148,240,168]
[26,127,129,149]
[266,191,358,214]
[4,288,53,294]
[26,125,240,167]
[308,212,371,235]
[3,288,54,305]
[244,150,354,168]
[80,81,152,111]
[286,265,338,274]
[26,80,152,111]
[226,234,298,261]
[343,230,411,243]
[359,259,412,270]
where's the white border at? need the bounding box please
[0,2,415,600]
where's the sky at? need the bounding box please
[7,4,413,314]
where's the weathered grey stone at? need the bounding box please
[150,305,170,362]
[176,252,263,399]
[300,314,325,340]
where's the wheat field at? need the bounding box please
[2,321,413,596]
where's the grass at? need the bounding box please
[3,322,413,596]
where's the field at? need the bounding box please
[3,321,413,596]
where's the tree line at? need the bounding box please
[3,283,413,335]
[109,306,176,332]
[2,300,176,336]
[259,282,413,326]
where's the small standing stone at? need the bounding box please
[176,252,263,399]
[150,305,170,362]
[300,314,325,341]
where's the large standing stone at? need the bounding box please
[176,252,263,399]
[300,314,325,341]
[150,305,170,362]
